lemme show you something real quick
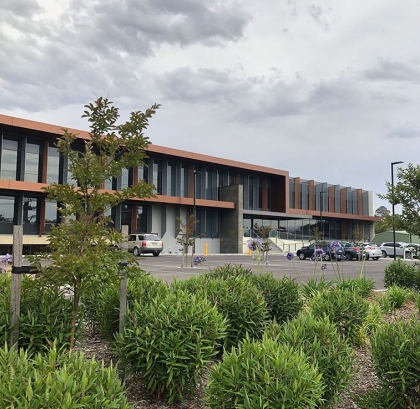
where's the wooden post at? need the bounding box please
[10,225,23,349]
[119,225,129,334]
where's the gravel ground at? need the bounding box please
[78,301,419,409]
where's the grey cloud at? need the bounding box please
[308,4,330,31]
[0,0,250,112]
[0,0,41,18]
[156,67,253,104]
[365,59,420,83]
[384,123,420,139]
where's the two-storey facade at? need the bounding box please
[0,114,378,254]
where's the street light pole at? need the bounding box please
[391,161,403,259]
[320,191,326,238]
[191,170,198,267]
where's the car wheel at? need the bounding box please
[381,251,387,258]
[133,247,141,257]
[345,252,353,261]
[373,257,379,260]
[323,253,331,261]
[298,253,305,260]
[405,251,412,259]
[153,251,160,257]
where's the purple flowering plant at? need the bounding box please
[0,253,12,274]
[193,255,206,268]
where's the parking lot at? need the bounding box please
[133,253,405,290]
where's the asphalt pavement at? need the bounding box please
[133,253,403,290]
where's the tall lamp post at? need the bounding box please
[320,191,326,238]
[391,161,403,259]
[191,170,198,267]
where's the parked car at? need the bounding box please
[406,243,420,259]
[296,242,345,261]
[379,242,412,259]
[362,243,382,260]
[341,242,362,261]
[125,233,163,256]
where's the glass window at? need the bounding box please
[180,164,189,197]
[137,205,148,232]
[121,203,131,231]
[0,195,15,234]
[121,168,129,189]
[25,139,42,183]
[23,197,39,234]
[44,200,58,233]
[195,167,202,199]
[47,142,60,184]
[1,136,20,180]
[205,168,213,200]
[167,162,177,196]
[153,160,162,194]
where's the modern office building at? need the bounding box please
[0,114,378,254]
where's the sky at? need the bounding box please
[1,0,419,213]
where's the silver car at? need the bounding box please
[362,243,382,260]
[379,242,412,259]
[126,233,163,257]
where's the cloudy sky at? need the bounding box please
[1,0,419,212]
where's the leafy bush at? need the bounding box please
[86,270,168,341]
[369,319,420,408]
[249,273,303,323]
[205,263,253,280]
[385,285,410,309]
[300,277,332,300]
[1,276,79,352]
[384,258,420,290]
[0,274,11,345]
[0,343,131,409]
[173,274,269,350]
[265,313,355,407]
[204,335,323,409]
[362,302,383,336]
[334,276,375,298]
[18,279,79,352]
[309,288,369,346]
[114,289,227,404]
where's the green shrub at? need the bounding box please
[18,278,81,353]
[88,270,168,341]
[0,274,11,345]
[384,258,420,290]
[204,335,323,409]
[0,343,131,409]
[309,288,369,346]
[249,273,303,323]
[1,277,79,352]
[266,313,355,407]
[369,319,420,408]
[173,274,269,350]
[205,263,253,280]
[114,289,227,404]
[300,277,332,300]
[334,276,375,298]
[385,284,410,309]
[362,302,383,336]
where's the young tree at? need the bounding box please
[379,163,420,236]
[31,97,159,349]
[373,205,391,234]
[176,214,196,268]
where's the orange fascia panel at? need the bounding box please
[0,180,48,192]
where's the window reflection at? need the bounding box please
[1,137,19,180]
[25,139,41,182]
[0,196,15,234]
[47,142,60,184]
